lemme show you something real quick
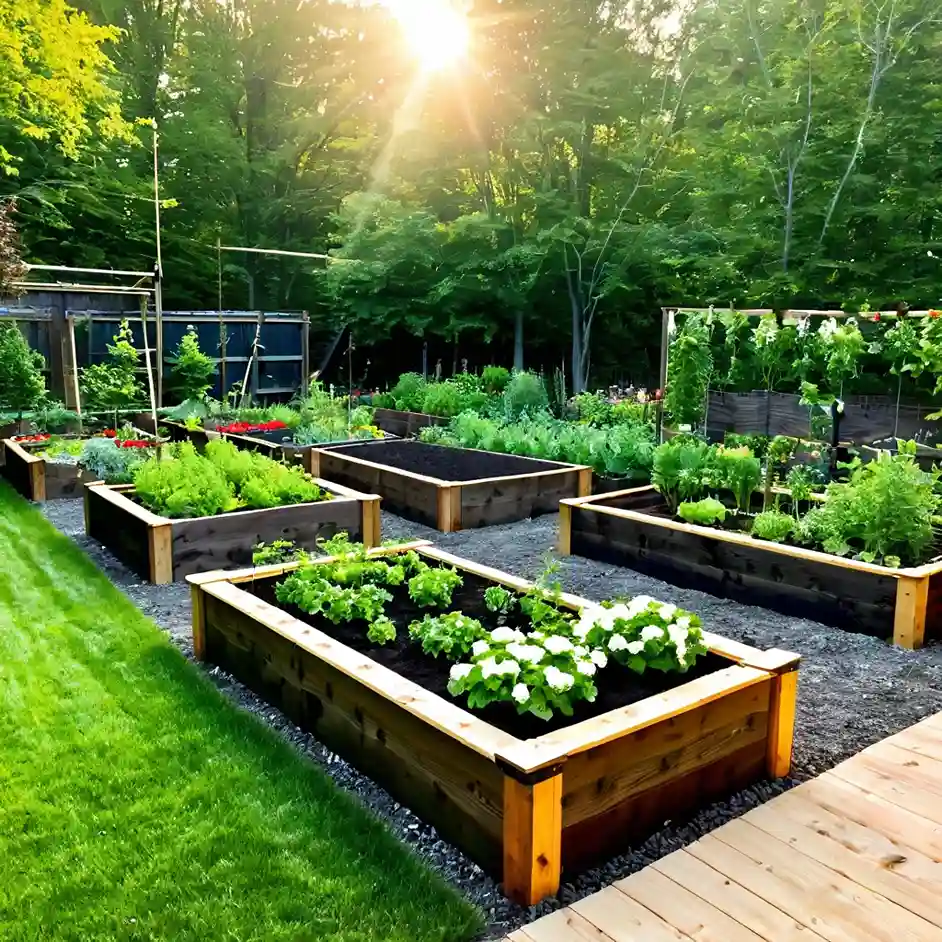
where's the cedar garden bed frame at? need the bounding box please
[188,543,800,905]
[372,407,450,438]
[83,480,381,584]
[559,485,942,650]
[3,436,135,502]
[308,440,592,532]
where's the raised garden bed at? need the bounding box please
[310,439,591,532]
[188,542,800,904]
[560,485,942,649]
[373,408,450,438]
[2,433,153,502]
[84,479,381,583]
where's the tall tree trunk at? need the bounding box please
[513,310,524,371]
[569,287,584,394]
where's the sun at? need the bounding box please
[388,0,470,72]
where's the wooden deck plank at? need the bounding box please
[571,885,692,942]
[614,868,765,942]
[742,790,942,929]
[699,819,942,942]
[653,849,823,941]
[505,714,942,942]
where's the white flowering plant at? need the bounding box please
[570,596,708,675]
[408,611,484,658]
[446,622,605,720]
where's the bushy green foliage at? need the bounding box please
[134,440,325,518]
[501,371,548,420]
[677,498,727,526]
[408,612,483,658]
[752,510,795,543]
[420,381,464,417]
[408,566,463,607]
[390,372,427,411]
[795,449,937,565]
[665,314,712,429]
[0,321,46,415]
[80,437,149,484]
[367,616,397,644]
[481,366,511,395]
[252,539,301,566]
[80,320,144,413]
[421,410,655,480]
[484,586,515,614]
[711,445,762,511]
[167,326,216,402]
[651,437,712,512]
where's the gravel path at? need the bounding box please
[40,500,942,939]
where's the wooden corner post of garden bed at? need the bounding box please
[148,522,173,584]
[495,746,566,906]
[2,439,45,502]
[436,483,461,533]
[894,574,930,650]
[757,649,801,778]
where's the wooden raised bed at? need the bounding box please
[188,543,800,904]
[84,479,381,584]
[308,439,591,532]
[3,437,105,502]
[560,485,942,650]
[372,408,450,438]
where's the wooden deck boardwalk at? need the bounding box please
[507,712,942,942]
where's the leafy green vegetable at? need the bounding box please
[408,612,484,658]
[677,497,727,526]
[408,566,463,607]
[752,510,794,543]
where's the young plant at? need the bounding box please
[407,566,463,607]
[80,437,149,484]
[752,510,794,544]
[80,320,144,423]
[408,612,484,658]
[651,437,711,512]
[276,572,392,624]
[501,371,548,420]
[712,446,761,511]
[677,497,727,526]
[167,325,216,402]
[252,539,302,566]
[367,616,397,645]
[484,585,516,614]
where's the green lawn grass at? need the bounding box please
[0,482,483,942]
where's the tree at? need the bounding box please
[81,319,144,418]
[0,200,26,296]
[166,325,216,402]
[0,321,47,416]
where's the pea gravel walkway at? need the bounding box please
[39,499,942,940]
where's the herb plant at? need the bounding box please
[80,320,144,420]
[80,437,149,483]
[408,567,463,607]
[752,510,794,543]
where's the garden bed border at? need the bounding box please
[84,479,381,583]
[308,444,592,532]
[188,543,799,904]
[559,485,942,649]
[372,408,450,438]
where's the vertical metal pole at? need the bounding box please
[301,311,310,398]
[139,295,159,441]
[153,125,164,407]
[217,236,226,399]
[68,315,83,428]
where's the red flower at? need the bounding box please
[13,433,51,443]
[931,310,941,319]
[117,439,152,448]
[215,420,287,435]
[872,313,880,322]
[101,429,117,438]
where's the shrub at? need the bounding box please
[390,372,427,411]
[752,510,794,543]
[600,423,656,479]
[481,366,510,395]
[167,325,216,402]
[652,438,712,512]
[0,321,46,415]
[677,498,726,526]
[572,391,613,426]
[80,438,149,484]
[420,382,464,417]
[502,371,548,420]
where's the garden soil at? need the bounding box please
[41,498,942,941]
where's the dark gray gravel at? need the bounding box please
[40,499,942,939]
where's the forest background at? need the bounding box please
[2,0,941,389]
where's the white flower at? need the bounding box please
[658,603,677,620]
[575,660,596,676]
[818,317,839,341]
[480,657,501,678]
[673,615,691,630]
[449,663,473,682]
[528,630,545,641]
[471,640,490,657]
[627,640,645,655]
[544,635,574,655]
[641,624,664,643]
[573,645,589,659]
[500,659,521,678]
[589,649,608,669]
[491,626,524,644]
[506,642,545,665]
[626,595,656,617]
[544,665,574,692]
[608,634,629,652]
[573,607,603,639]
[511,683,530,704]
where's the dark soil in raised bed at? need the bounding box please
[323,439,568,481]
[243,565,726,741]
